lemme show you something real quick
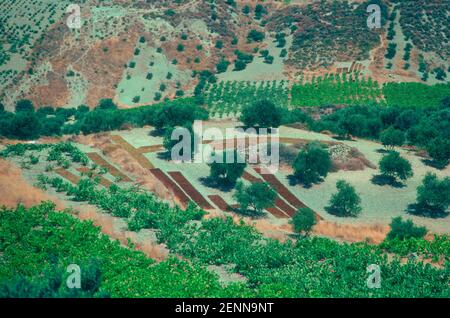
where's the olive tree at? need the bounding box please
[292,142,332,187]
[233,181,276,216]
[326,180,362,217]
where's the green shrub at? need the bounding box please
[386,217,427,240]
[326,180,362,217]
[247,30,265,42]
[291,208,317,235]
[240,99,283,128]
[292,142,331,187]
[379,151,413,183]
[233,181,276,216]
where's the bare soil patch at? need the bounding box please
[0,159,65,209]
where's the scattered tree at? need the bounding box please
[290,208,317,236]
[216,59,230,73]
[240,99,283,128]
[386,217,427,240]
[292,142,332,187]
[233,181,276,216]
[426,138,450,168]
[207,151,246,188]
[215,40,223,49]
[247,30,265,42]
[378,151,413,184]
[326,180,362,217]
[163,124,196,161]
[409,173,450,217]
[380,126,405,149]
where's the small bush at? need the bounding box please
[291,208,317,235]
[386,217,427,240]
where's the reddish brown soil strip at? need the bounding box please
[111,135,154,169]
[242,171,263,183]
[168,171,214,210]
[208,195,233,212]
[274,198,297,217]
[258,173,306,209]
[242,169,291,219]
[87,152,132,182]
[77,167,113,188]
[257,172,323,221]
[137,145,164,153]
[149,169,191,206]
[267,206,290,219]
[55,168,81,184]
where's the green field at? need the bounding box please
[204,80,289,118]
[0,203,242,297]
[383,82,450,108]
[291,74,449,108]
[291,73,382,107]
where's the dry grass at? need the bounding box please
[0,159,65,209]
[312,221,389,244]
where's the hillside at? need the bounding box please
[0,0,448,110]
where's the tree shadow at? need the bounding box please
[199,176,235,192]
[421,159,448,170]
[149,128,165,137]
[406,203,449,219]
[156,151,171,161]
[371,174,406,188]
[324,206,356,218]
[232,207,266,219]
[332,135,355,142]
[376,148,390,154]
[287,174,320,189]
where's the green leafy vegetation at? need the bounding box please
[207,151,246,189]
[306,102,449,168]
[233,181,276,216]
[204,80,288,118]
[0,203,241,297]
[291,74,382,107]
[0,98,209,139]
[291,77,448,109]
[326,180,362,217]
[378,151,413,185]
[3,150,448,297]
[290,208,317,236]
[240,99,284,128]
[292,142,332,187]
[380,126,405,149]
[408,173,450,218]
[382,83,450,109]
[386,217,427,241]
